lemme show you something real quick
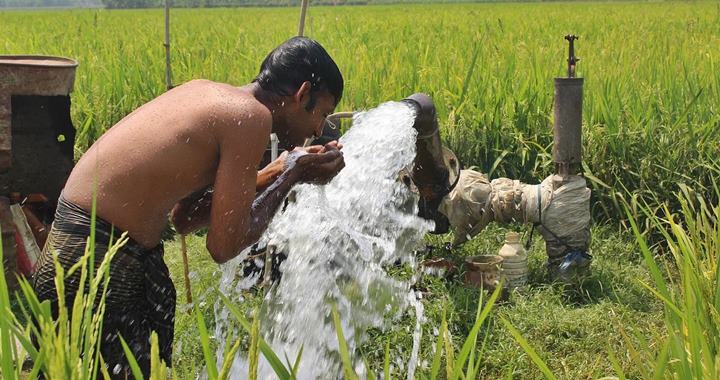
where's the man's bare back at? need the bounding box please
[63,79,271,249]
[33,37,345,377]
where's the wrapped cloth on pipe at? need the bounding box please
[438,170,591,258]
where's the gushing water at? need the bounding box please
[215,101,432,378]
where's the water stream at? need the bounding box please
[215,101,432,379]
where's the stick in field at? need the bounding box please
[181,234,193,305]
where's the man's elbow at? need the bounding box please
[205,237,253,264]
[174,221,192,236]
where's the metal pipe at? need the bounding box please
[553,35,583,177]
[553,78,583,176]
[565,35,579,78]
[402,93,459,234]
[546,35,592,280]
[402,94,446,191]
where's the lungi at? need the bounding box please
[32,195,176,378]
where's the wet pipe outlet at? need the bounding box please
[401,93,460,234]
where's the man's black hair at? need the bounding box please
[254,37,343,110]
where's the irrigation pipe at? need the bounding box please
[327,111,355,121]
[262,135,280,287]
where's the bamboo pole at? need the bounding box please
[297,0,310,37]
[181,234,193,304]
[167,0,188,306]
[164,0,173,90]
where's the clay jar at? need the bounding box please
[464,255,503,290]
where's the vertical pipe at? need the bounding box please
[552,78,583,176]
[402,93,455,234]
[270,133,279,161]
[298,0,310,37]
[545,35,592,277]
[553,35,583,177]
[164,0,173,91]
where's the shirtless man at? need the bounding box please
[32,36,345,377]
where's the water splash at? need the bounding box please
[215,101,432,378]
[406,291,425,380]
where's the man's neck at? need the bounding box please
[247,83,286,136]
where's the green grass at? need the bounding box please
[0,190,712,379]
[1,2,719,378]
[163,223,665,379]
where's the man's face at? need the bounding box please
[282,87,337,148]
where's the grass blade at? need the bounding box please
[195,306,218,380]
[450,285,501,380]
[384,338,391,380]
[219,293,291,379]
[118,335,145,380]
[500,317,557,380]
[331,303,359,380]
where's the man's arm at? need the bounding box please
[256,154,286,193]
[170,187,213,235]
[171,153,298,235]
[254,144,335,192]
[172,143,341,235]
[204,106,344,264]
[204,105,272,263]
[170,163,278,234]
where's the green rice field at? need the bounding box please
[1,2,719,379]
[3,2,720,223]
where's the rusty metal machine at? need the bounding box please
[0,55,78,288]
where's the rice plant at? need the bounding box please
[1,2,717,226]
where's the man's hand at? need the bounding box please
[256,141,344,191]
[287,141,345,185]
[302,141,343,154]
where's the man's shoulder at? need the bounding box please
[173,80,270,138]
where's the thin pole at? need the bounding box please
[297,0,310,37]
[262,135,280,287]
[164,0,173,90]
[181,234,193,304]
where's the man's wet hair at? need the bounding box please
[254,37,343,110]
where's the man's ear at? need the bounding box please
[293,81,312,108]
